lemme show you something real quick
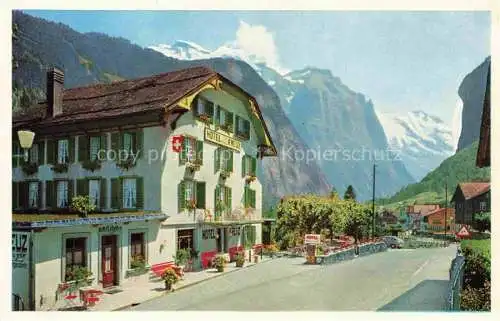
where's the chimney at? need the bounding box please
[46,67,64,117]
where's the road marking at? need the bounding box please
[412,259,429,278]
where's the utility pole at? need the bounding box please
[372,164,376,239]
[445,180,448,237]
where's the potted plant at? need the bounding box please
[117,156,136,171]
[52,162,69,173]
[220,170,231,179]
[186,199,197,212]
[173,248,190,269]
[235,252,245,268]
[82,159,102,172]
[161,268,179,291]
[245,175,257,184]
[70,195,96,218]
[220,123,233,133]
[212,254,227,272]
[198,114,212,124]
[65,266,93,287]
[21,161,38,176]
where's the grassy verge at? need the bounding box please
[461,238,491,259]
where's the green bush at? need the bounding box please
[461,281,491,311]
[70,195,96,217]
[173,249,190,266]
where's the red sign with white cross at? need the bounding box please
[456,225,471,239]
[171,135,184,153]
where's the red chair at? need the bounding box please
[81,289,103,308]
[58,283,79,309]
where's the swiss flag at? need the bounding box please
[171,135,184,153]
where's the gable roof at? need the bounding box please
[423,207,455,217]
[456,182,490,200]
[12,66,277,155]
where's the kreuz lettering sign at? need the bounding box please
[204,128,241,151]
[12,232,29,269]
[99,225,122,233]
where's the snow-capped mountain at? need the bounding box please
[376,110,455,180]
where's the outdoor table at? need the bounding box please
[79,287,103,307]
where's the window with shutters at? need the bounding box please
[242,155,257,176]
[215,185,231,216]
[196,97,214,117]
[57,180,69,208]
[28,182,38,208]
[180,136,203,165]
[123,178,137,209]
[244,225,256,248]
[30,143,39,164]
[178,180,206,211]
[130,232,145,267]
[65,237,87,280]
[89,136,101,161]
[58,139,69,164]
[216,106,234,133]
[244,186,256,209]
[185,137,194,162]
[89,179,100,207]
[235,116,250,140]
[219,148,233,172]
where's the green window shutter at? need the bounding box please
[78,136,89,162]
[12,141,19,168]
[135,129,143,159]
[111,178,122,209]
[206,101,214,118]
[100,178,107,209]
[37,181,43,209]
[196,140,203,165]
[100,134,107,155]
[136,177,144,209]
[12,182,18,209]
[196,182,206,209]
[227,151,233,172]
[235,115,240,134]
[179,136,187,165]
[215,105,221,125]
[19,182,28,208]
[251,157,257,176]
[226,187,232,213]
[46,181,54,208]
[251,226,256,245]
[76,179,88,196]
[226,112,234,132]
[67,180,74,206]
[111,132,121,163]
[214,147,220,173]
[38,142,45,165]
[192,97,199,117]
[46,140,56,165]
[178,181,185,213]
[241,155,247,177]
[215,185,221,216]
[251,189,256,208]
[244,186,249,208]
[68,137,75,163]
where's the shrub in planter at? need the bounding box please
[65,266,93,285]
[21,162,38,176]
[117,157,136,171]
[161,268,180,291]
[173,249,190,267]
[212,254,227,272]
[70,195,96,218]
[82,159,102,172]
[130,255,147,270]
[52,162,69,173]
[235,252,245,267]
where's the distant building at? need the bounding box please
[451,182,490,225]
[422,208,456,233]
[405,204,440,231]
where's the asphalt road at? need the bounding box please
[129,245,457,311]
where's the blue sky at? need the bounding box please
[24,10,490,124]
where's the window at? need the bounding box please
[89,136,101,161]
[244,225,256,248]
[123,178,137,209]
[178,180,206,211]
[217,149,233,172]
[57,181,69,208]
[196,97,214,117]
[215,185,231,216]
[123,133,133,154]
[130,232,145,266]
[65,237,87,280]
[216,107,234,132]
[242,155,257,176]
[185,137,194,162]
[58,139,69,164]
[177,229,194,251]
[28,182,38,208]
[180,136,203,165]
[89,179,100,207]
[480,201,487,211]
[235,116,250,139]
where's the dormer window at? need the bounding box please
[235,116,250,140]
[216,106,234,133]
[194,97,214,121]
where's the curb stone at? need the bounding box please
[112,257,275,311]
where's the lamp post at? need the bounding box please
[17,130,36,161]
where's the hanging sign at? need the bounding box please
[12,232,30,269]
[205,128,241,151]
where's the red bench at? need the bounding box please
[151,262,183,278]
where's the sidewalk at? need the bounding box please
[55,256,272,311]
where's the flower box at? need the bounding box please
[220,170,231,179]
[198,114,212,124]
[82,159,102,172]
[21,162,38,176]
[186,161,201,171]
[52,162,69,173]
[245,175,257,183]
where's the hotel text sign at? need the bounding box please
[205,128,241,152]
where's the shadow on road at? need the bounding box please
[377,280,449,312]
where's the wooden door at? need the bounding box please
[101,235,117,288]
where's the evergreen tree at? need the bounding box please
[344,185,356,200]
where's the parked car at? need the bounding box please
[382,236,404,249]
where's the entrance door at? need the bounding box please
[101,235,118,288]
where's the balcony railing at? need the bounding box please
[198,207,261,224]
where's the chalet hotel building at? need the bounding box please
[12,66,277,310]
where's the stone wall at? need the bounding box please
[358,242,388,256]
[317,242,387,265]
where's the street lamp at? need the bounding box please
[17,130,35,161]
